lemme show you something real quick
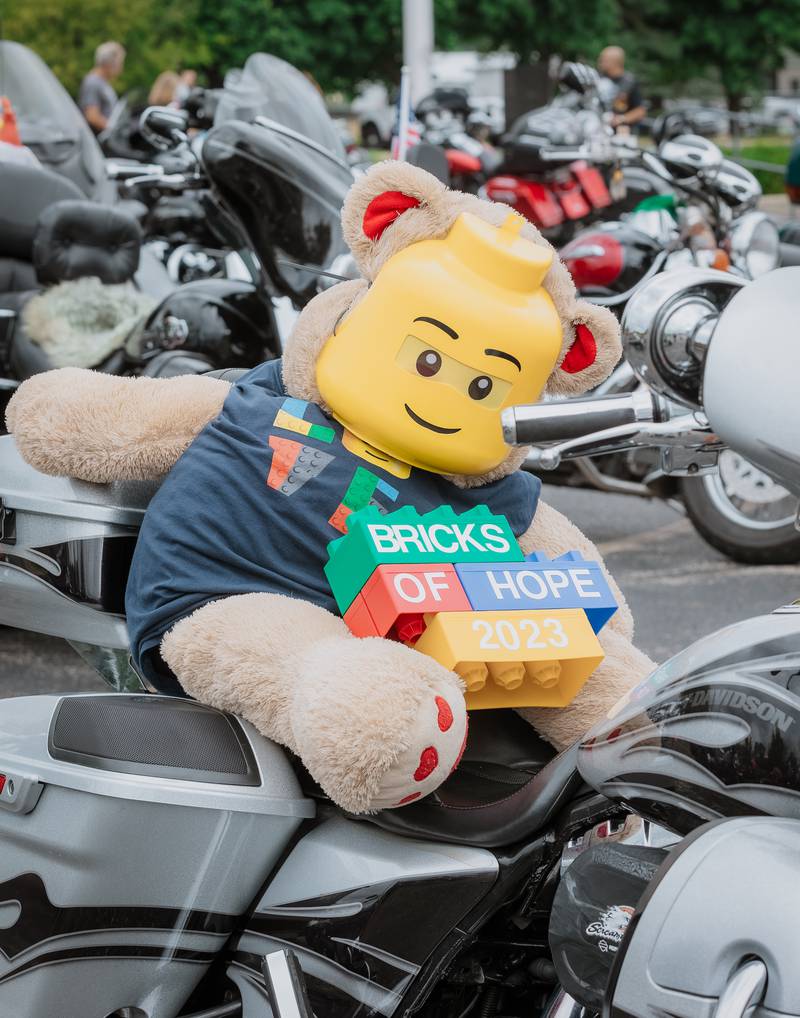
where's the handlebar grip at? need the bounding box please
[501,392,662,446]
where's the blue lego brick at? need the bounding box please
[376,478,400,501]
[455,553,617,633]
[283,397,309,418]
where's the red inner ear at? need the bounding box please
[560,323,597,374]
[362,190,421,241]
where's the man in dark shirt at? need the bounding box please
[597,46,646,129]
[79,41,125,134]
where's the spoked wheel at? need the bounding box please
[680,450,800,564]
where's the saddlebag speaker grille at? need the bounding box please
[49,695,260,785]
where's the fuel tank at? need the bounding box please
[0,693,314,1018]
[578,608,800,833]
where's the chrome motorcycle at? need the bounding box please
[0,267,799,1017]
[555,134,800,563]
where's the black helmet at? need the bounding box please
[579,607,800,834]
[126,278,279,370]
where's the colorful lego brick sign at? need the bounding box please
[325,505,618,710]
[325,504,523,615]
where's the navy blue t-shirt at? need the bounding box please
[125,359,541,681]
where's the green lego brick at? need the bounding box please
[324,504,523,614]
[308,422,336,443]
[341,467,379,511]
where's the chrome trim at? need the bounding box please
[504,389,663,447]
[622,268,746,408]
[263,949,314,1018]
[714,959,767,1018]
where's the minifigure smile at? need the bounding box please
[404,404,461,434]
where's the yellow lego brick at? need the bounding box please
[412,608,604,710]
[274,409,313,437]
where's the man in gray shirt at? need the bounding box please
[79,41,126,134]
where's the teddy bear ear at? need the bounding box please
[546,300,622,398]
[341,160,457,280]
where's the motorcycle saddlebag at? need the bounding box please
[549,841,668,1010]
[606,817,800,1018]
[0,692,314,1018]
[0,433,156,657]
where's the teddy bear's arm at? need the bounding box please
[517,499,634,641]
[6,367,231,483]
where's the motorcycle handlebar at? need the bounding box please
[501,390,665,446]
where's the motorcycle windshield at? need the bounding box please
[213,52,347,163]
[0,41,109,198]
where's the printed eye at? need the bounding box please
[468,375,493,400]
[416,350,442,377]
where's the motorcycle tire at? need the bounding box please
[680,452,800,565]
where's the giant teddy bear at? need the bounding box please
[6,162,654,812]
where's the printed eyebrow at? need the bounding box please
[485,348,522,371]
[413,316,459,340]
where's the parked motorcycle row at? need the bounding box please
[411,64,800,562]
[2,34,800,1018]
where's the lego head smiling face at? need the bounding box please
[283,162,622,482]
[317,212,563,475]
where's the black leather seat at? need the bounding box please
[363,710,583,848]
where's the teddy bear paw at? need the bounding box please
[291,636,468,814]
[368,682,468,811]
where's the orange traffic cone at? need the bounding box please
[0,97,21,146]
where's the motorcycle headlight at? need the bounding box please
[730,212,780,278]
[622,268,745,409]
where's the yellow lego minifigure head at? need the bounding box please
[283,162,622,482]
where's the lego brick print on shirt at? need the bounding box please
[265,396,399,526]
[267,398,335,495]
[329,467,399,534]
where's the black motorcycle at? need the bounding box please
[0,54,355,422]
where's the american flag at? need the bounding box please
[390,67,421,160]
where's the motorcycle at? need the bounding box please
[483,63,665,244]
[555,132,800,563]
[0,55,355,417]
[0,40,115,202]
[0,265,798,1017]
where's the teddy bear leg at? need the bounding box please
[517,627,655,752]
[160,592,467,813]
[289,636,467,813]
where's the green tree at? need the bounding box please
[194,0,460,92]
[618,0,800,109]
[2,0,210,98]
[441,0,621,65]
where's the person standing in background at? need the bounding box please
[79,41,126,134]
[597,46,646,130]
[149,71,181,108]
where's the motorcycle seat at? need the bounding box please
[296,709,584,848]
[361,710,583,848]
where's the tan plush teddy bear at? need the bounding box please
[6,162,654,812]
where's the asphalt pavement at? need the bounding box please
[1,485,797,697]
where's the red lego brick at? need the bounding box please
[361,563,470,638]
[329,503,353,534]
[392,614,427,644]
[343,593,381,637]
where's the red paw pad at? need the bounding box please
[414,746,439,782]
[395,791,422,806]
[435,696,453,732]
